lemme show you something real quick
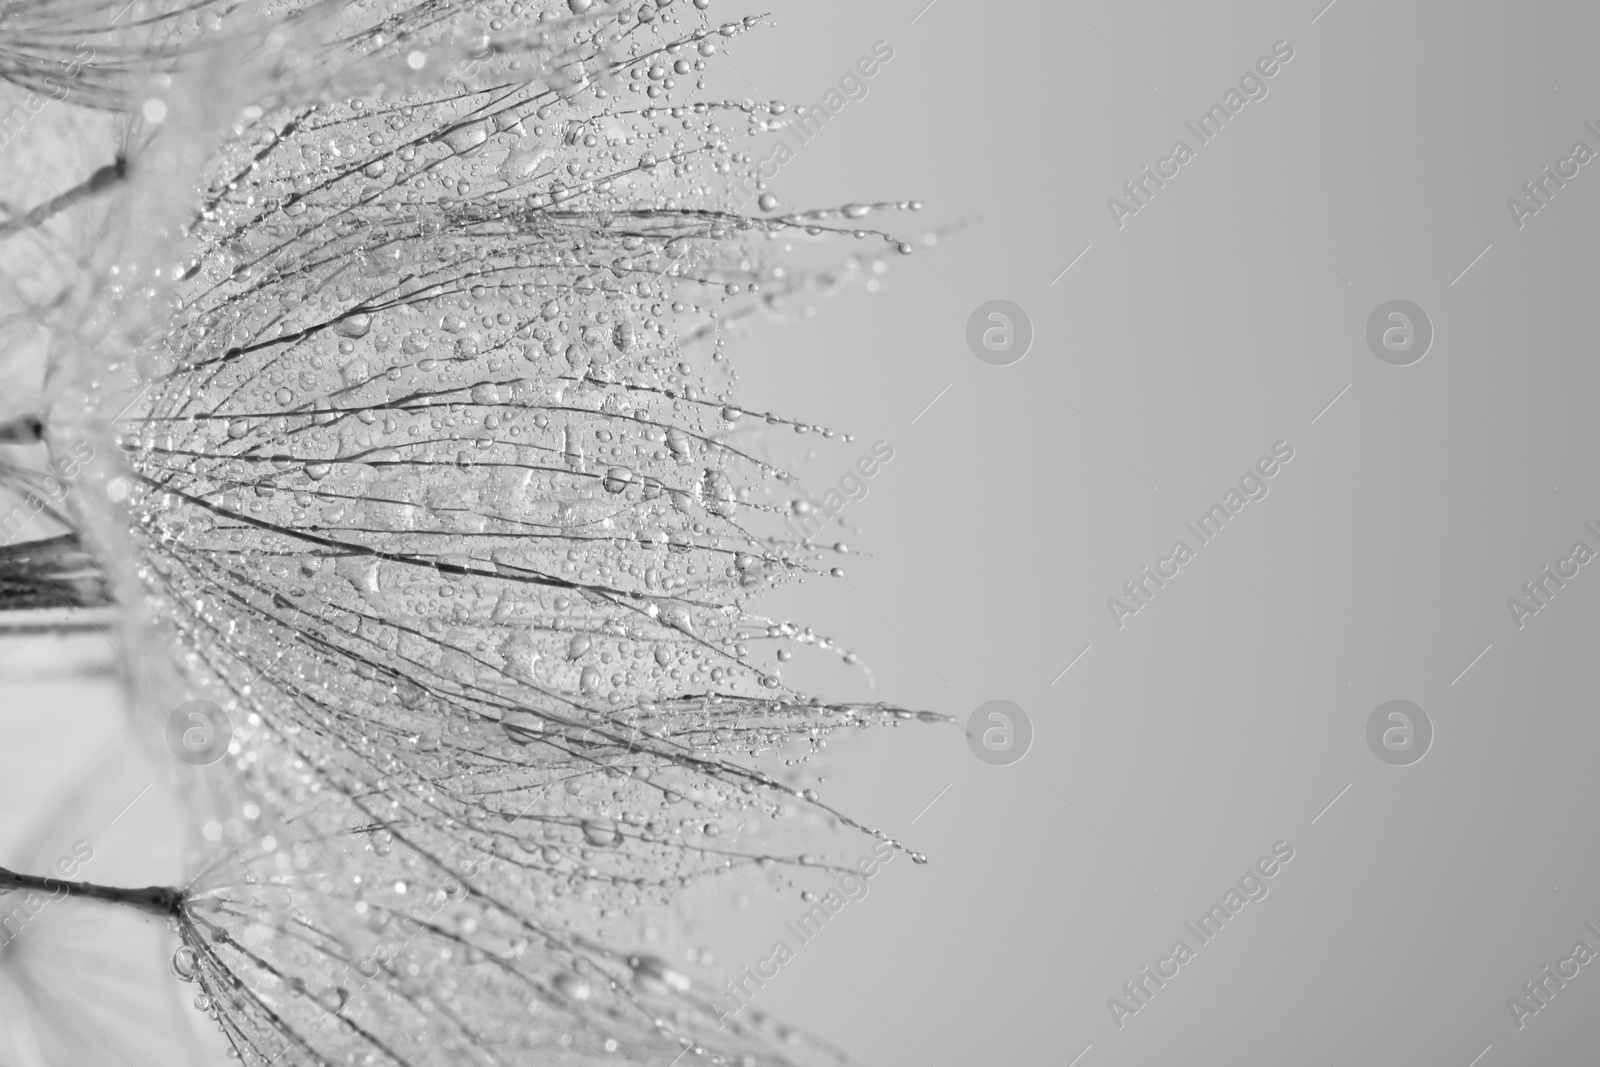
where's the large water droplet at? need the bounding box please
[443,121,490,154]
[579,665,601,693]
[334,313,371,338]
[491,590,515,623]
[602,466,633,493]
[665,427,689,459]
[701,468,736,517]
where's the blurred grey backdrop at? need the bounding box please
[10,0,1600,1065]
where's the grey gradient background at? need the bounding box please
[693,1,1600,1065]
[8,0,1600,1064]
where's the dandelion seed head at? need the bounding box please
[31,1,937,1063]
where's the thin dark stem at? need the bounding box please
[0,156,127,242]
[0,866,182,918]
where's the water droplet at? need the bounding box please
[567,633,592,659]
[554,972,592,1000]
[502,708,545,744]
[582,818,621,847]
[443,121,490,154]
[602,465,633,493]
[334,313,372,338]
[701,468,736,517]
[491,590,515,623]
[317,987,350,1012]
[172,946,198,982]
[665,427,690,459]
[630,954,691,995]
[579,665,601,693]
